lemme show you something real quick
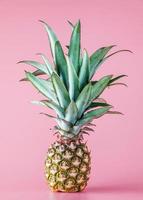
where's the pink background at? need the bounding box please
[0,0,143,199]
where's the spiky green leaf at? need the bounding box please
[39,20,58,61]
[104,49,133,61]
[90,75,113,103]
[89,45,115,79]
[20,69,45,82]
[65,101,78,124]
[108,75,127,85]
[107,111,123,115]
[56,118,72,132]
[41,100,64,118]
[79,49,90,90]
[66,56,80,100]
[76,106,111,126]
[68,20,81,73]
[18,60,50,75]
[37,53,54,75]
[76,83,91,118]
[86,102,111,111]
[55,41,68,88]
[109,82,127,87]
[25,72,58,103]
[51,72,70,109]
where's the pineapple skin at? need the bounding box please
[45,140,91,192]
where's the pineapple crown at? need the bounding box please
[18,20,132,139]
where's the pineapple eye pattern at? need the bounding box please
[69,142,77,150]
[83,153,90,163]
[80,162,87,172]
[60,160,70,170]
[71,156,81,166]
[50,164,58,174]
[77,173,85,184]
[53,153,62,163]
[65,178,75,188]
[57,171,67,180]
[45,157,52,167]
[63,149,73,159]
[76,147,84,157]
[48,148,55,157]
[68,167,78,177]
[45,142,91,192]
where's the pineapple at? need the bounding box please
[19,20,131,192]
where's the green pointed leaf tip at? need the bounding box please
[79,49,90,89]
[39,20,58,61]
[90,75,113,102]
[104,49,133,60]
[51,72,70,109]
[18,60,49,75]
[89,45,115,79]
[19,69,45,82]
[66,56,79,100]
[55,41,68,88]
[68,20,81,73]
[109,75,127,84]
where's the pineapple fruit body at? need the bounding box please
[45,139,91,192]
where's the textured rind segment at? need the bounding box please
[45,141,91,192]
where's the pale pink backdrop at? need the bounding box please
[0,0,143,199]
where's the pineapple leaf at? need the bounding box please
[86,102,111,111]
[36,53,54,75]
[20,69,45,82]
[76,106,111,126]
[41,100,64,118]
[109,82,127,87]
[40,112,56,119]
[18,60,50,75]
[56,118,72,132]
[39,20,58,61]
[33,69,45,76]
[89,75,113,103]
[66,56,80,100]
[108,75,127,85]
[68,20,81,73]
[107,111,123,115]
[79,49,90,90]
[25,72,58,103]
[65,101,78,124]
[40,112,72,132]
[89,45,115,79]
[76,83,91,118]
[51,72,70,109]
[82,127,94,132]
[104,49,133,61]
[84,106,112,119]
[55,41,69,89]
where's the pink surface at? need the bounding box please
[0,0,143,199]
